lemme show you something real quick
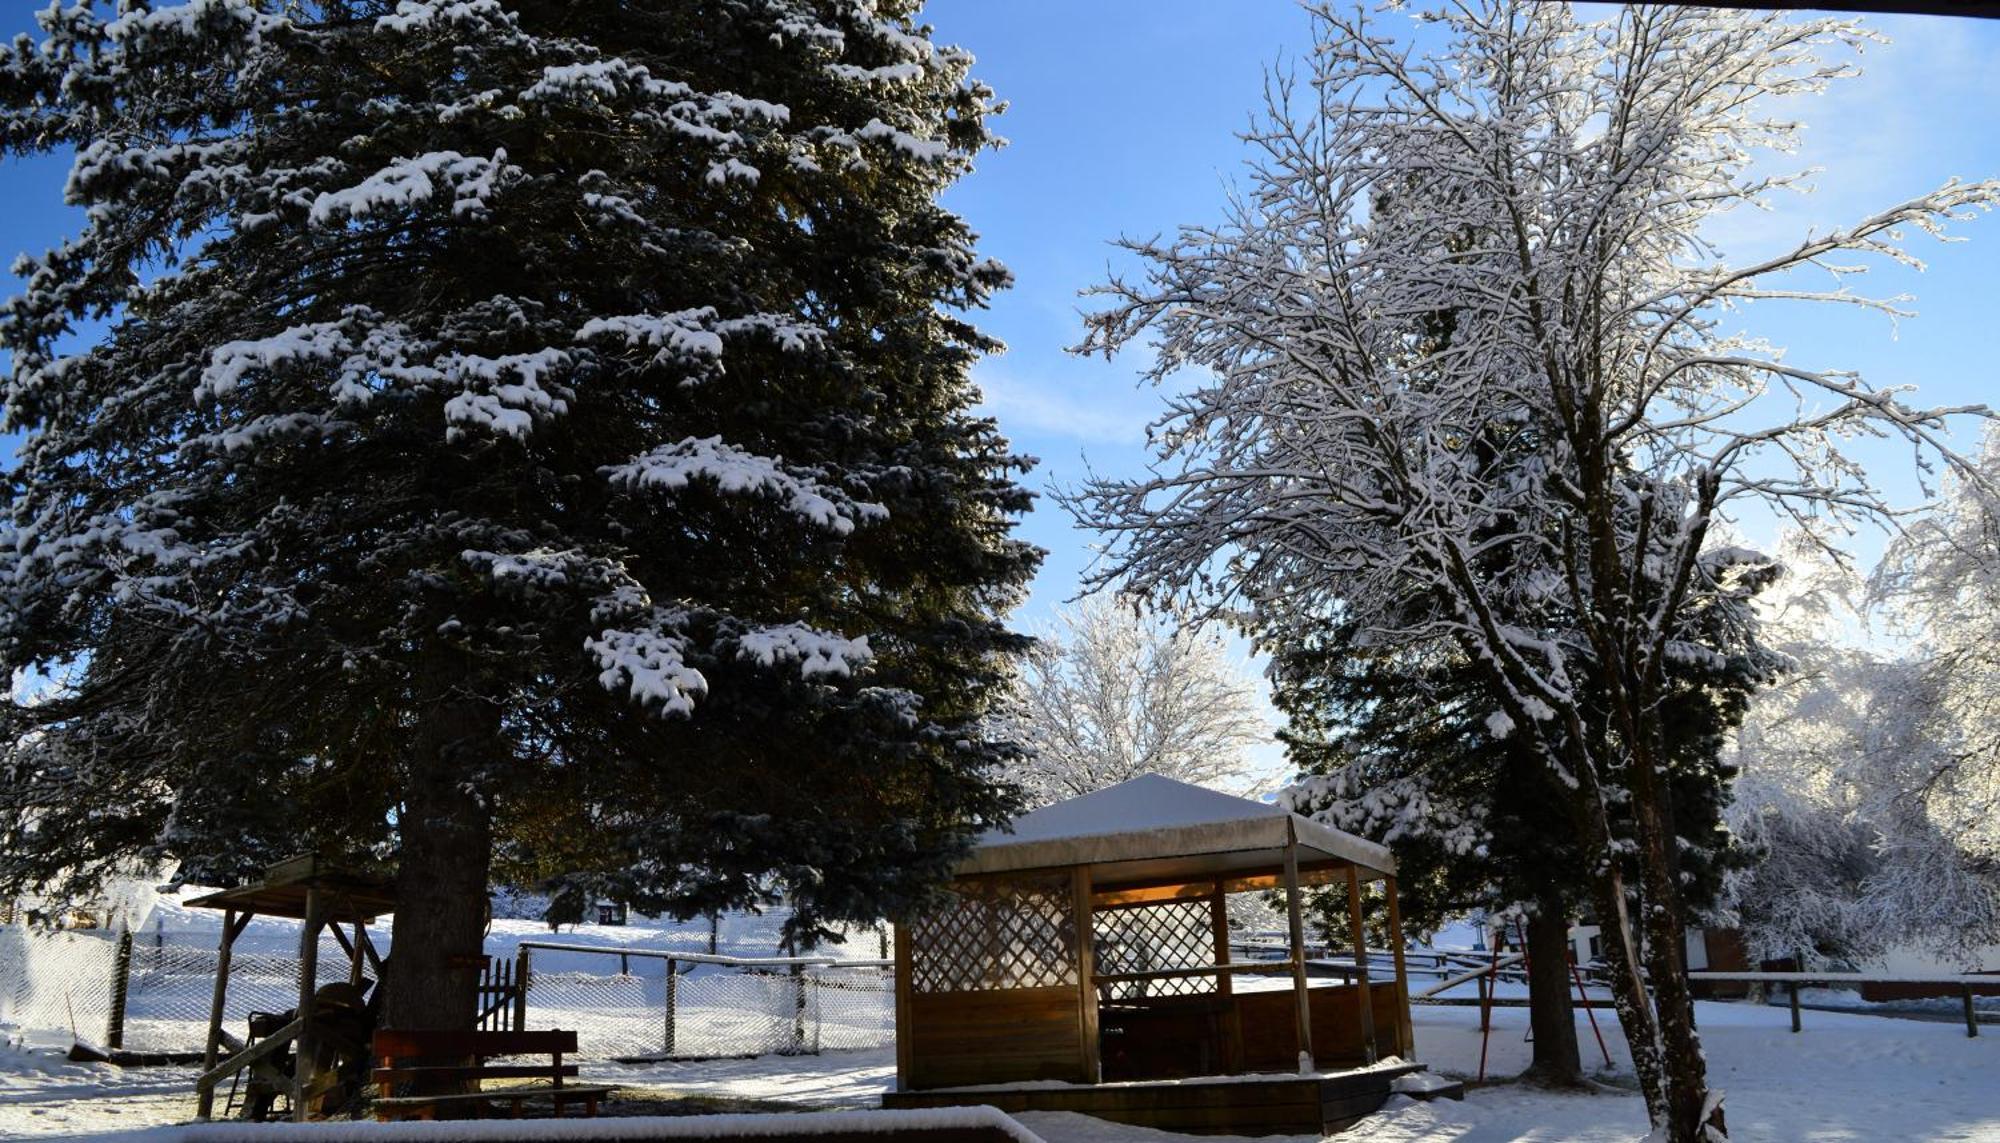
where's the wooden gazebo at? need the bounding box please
[885,776,1427,1135]
[186,855,394,1121]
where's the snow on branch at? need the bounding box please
[439,347,573,441]
[575,309,823,378]
[585,616,707,717]
[373,0,511,36]
[732,623,873,679]
[603,436,886,534]
[309,149,517,226]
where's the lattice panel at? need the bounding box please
[1095,899,1217,1000]
[909,879,1077,993]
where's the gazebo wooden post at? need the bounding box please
[1282,828,1315,1073]
[197,908,244,1119]
[291,886,322,1123]
[1209,881,1244,1073]
[893,923,914,1090]
[1384,875,1411,1055]
[1208,882,1233,998]
[1344,864,1378,1064]
[1071,866,1101,1083]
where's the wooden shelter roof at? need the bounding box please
[958,775,1395,883]
[185,855,395,923]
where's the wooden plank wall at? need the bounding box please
[905,986,1088,1089]
[1235,982,1411,1071]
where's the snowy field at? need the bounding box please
[6,996,1998,1141]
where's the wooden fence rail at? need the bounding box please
[1686,971,2000,1037]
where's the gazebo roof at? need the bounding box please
[957,774,1394,884]
[184,854,395,923]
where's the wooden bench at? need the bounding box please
[370,1029,613,1121]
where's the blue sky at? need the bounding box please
[923,1,2000,625]
[1,3,1996,767]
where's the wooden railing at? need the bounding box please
[1687,970,2000,1037]
[193,1015,304,1116]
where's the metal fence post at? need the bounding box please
[665,959,677,1056]
[106,929,134,1050]
[791,962,808,1054]
[514,947,530,1031]
[1965,984,1979,1039]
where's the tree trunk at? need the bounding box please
[1564,750,1670,1129]
[1522,894,1583,1087]
[383,653,496,1032]
[1627,737,1722,1143]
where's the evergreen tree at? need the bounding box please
[1276,586,1766,1085]
[0,0,1037,1031]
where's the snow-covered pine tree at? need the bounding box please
[1065,5,1993,1138]
[0,0,1038,1031]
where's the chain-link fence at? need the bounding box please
[512,942,895,1059]
[122,934,357,1054]
[1,925,361,1054]
[0,926,119,1046]
[1,925,895,1061]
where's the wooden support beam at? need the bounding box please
[197,908,239,1118]
[1210,883,1243,1074]
[1384,876,1412,1057]
[1345,865,1377,1065]
[893,923,914,1090]
[356,923,384,976]
[1283,827,1314,1074]
[1209,885,1234,998]
[348,922,366,988]
[195,1016,304,1096]
[1073,865,1102,1084]
[327,918,355,961]
[293,887,322,1122]
[1090,864,1350,906]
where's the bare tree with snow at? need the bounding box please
[1007,596,1269,806]
[1727,529,2000,969]
[1065,4,1996,1138]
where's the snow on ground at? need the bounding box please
[6,999,1999,1141]
[0,1041,199,1138]
[594,1047,897,1108]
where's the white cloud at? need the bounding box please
[972,362,1162,445]
[1700,13,1996,262]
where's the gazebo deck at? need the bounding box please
[882,1060,1434,1137]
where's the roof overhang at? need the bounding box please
[957,811,1395,884]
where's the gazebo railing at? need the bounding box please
[1093,961,1293,987]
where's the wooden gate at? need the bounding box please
[477,956,522,1031]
